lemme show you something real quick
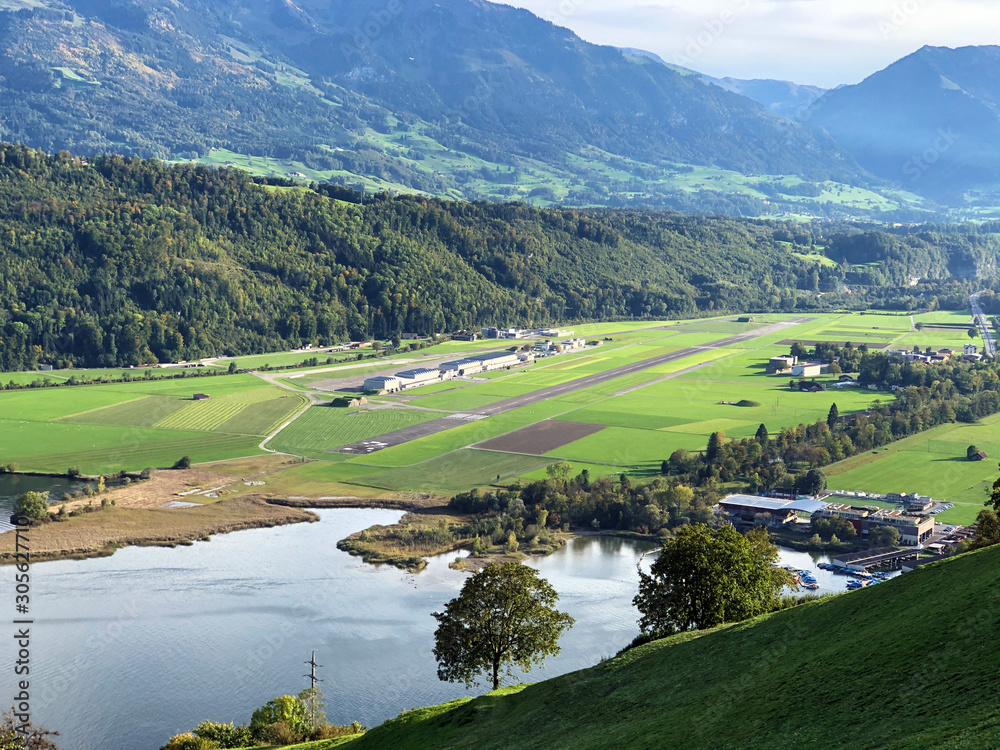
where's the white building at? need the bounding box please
[364,376,402,393]
[395,367,445,389]
[470,351,521,371]
[561,337,586,351]
[792,363,826,378]
[965,344,979,356]
[440,359,483,376]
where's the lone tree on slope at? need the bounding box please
[433,562,574,691]
[634,524,792,636]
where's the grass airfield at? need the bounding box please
[2,311,997,521]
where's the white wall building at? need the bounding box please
[364,376,402,393]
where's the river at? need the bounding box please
[4,509,659,750]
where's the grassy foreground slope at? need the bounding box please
[321,546,998,750]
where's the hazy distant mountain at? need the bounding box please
[617,49,827,119]
[710,78,827,120]
[0,0,869,210]
[808,45,1000,201]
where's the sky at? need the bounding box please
[501,0,1000,88]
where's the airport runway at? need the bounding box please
[330,317,813,456]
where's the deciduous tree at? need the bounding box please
[634,524,791,635]
[433,562,574,690]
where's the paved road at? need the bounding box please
[330,317,813,457]
[971,291,996,358]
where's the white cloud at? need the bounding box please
[502,0,1000,87]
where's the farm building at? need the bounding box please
[440,359,483,376]
[971,450,988,461]
[737,316,756,323]
[363,376,402,393]
[792,363,826,378]
[767,355,797,374]
[798,381,827,392]
[193,393,211,400]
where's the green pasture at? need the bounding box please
[0,375,303,473]
[268,406,439,458]
[360,449,555,494]
[825,414,1000,525]
[0,419,260,474]
[547,426,706,467]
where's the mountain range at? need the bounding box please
[808,45,1000,202]
[0,0,997,214]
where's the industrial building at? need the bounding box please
[813,504,935,545]
[469,350,521,371]
[395,367,447,389]
[717,495,828,528]
[363,376,402,393]
[561,337,586,351]
[440,359,483,376]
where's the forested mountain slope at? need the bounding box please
[0,145,837,370]
[3,145,998,372]
[0,0,879,213]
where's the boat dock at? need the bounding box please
[832,548,920,572]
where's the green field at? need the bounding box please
[825,413,1000,525]
[276,544,1000,750]
[267,406,439,458]
[360,449,556,494]
[7,312,995,504]
[0,375,304,473]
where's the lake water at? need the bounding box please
[0,474,90,531]
[775,545,899,595]
[2,509,659,750]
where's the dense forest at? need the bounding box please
[0,144,997,371]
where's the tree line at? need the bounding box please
[2,145,986,372]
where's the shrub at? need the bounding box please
[14,491,49,521]
[250,695,309,741]
[67,466,81,477]
[310,721,366,740]
[265,721,303,746]
[173,456,192,470]
[140,467,154,480]
[193,721,252,748]
[160,733,216,750]
[735,399,763,407]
